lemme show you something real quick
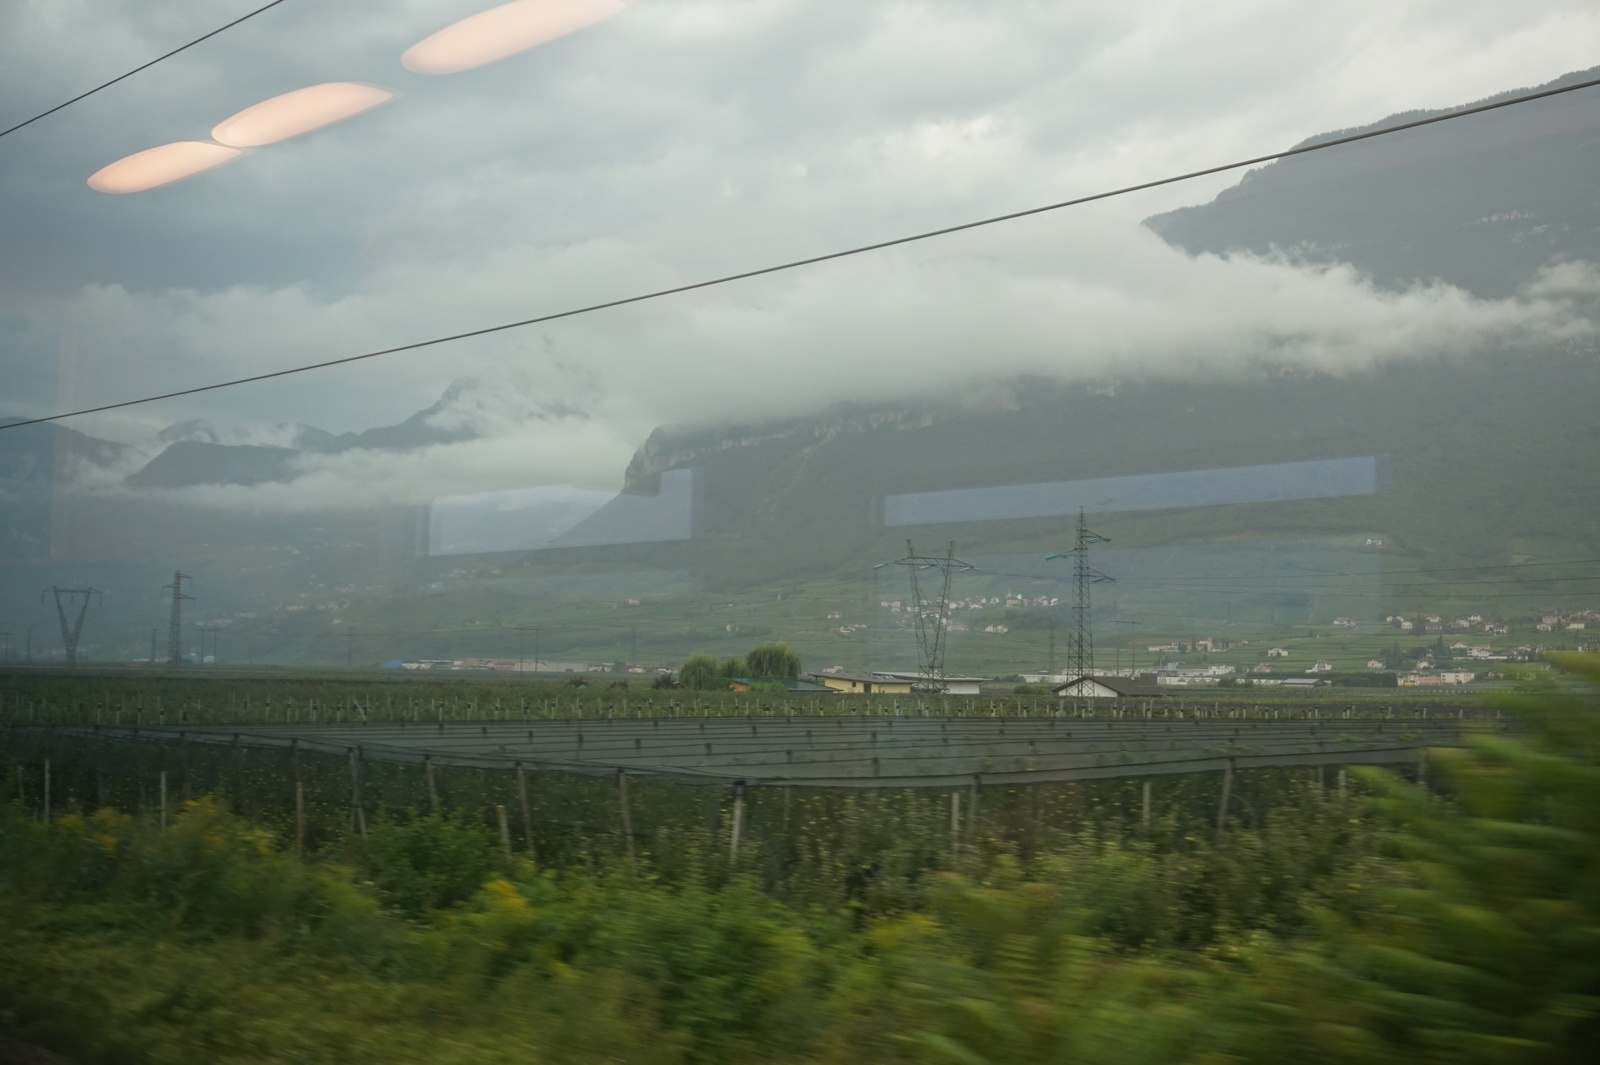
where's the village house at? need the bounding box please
[1051,674,1168,699]
[808,671,987,696]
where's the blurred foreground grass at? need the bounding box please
[2,659,1597,1065]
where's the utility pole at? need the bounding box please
[164,572,191,666]
[195,624,221,665]
[1047,510,1111,680]
[1111,619,1139,677]
[876,540,974,693]
[42,586,102,666]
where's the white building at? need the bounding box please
[1051,675,1168,699]
[870,671,988,696]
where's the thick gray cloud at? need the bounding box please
[3,0,1599,495]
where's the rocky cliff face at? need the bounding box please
[1143,65,1600,298]
[623,404,943,487]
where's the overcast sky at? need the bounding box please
[2,0,1598,503]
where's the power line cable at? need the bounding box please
[0,0,291,141]
[4,72,1599,432]
[974,557,1600,585]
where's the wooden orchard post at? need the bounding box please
[496,805,512,858]
[159,769,168,829]
[425,757,440,813]
[294,781,306,861]
[1215,758,1234,843]
[348,748,367,839]
[515,763,535,855]
[1141,779,1152,829]
[42,759,50,823]
[232,734,245,816]
[729,780,747,863]
[949,791,961,858]
[1417,748,1428,790]
[616,769,636,864]
[966,775,981,844]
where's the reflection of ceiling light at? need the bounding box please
[402,0,623,75]
[88,141,242,194]
[212,82,395,147]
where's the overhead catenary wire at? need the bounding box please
[4,73,1600,432]
[0,0,292,141]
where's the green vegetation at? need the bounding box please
[1,660,1596,1063]
[677,652,724,691]
[677,640,803,690]
[745,641,802,679]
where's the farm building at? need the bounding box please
[726,677,836,693]
[808,671,988,695]
[1050,674,1169,699]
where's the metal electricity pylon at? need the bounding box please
[42,586,102,666]
[164,572,192,666]
[876,540,973,693]
[1046,510,1112,680]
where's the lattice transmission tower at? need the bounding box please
[164,571,192,666]
[1046,510,1112,679]
[876,540,973,692]
[41,586,102,666]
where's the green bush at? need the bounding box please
[679,654,728,691]
[363,810,508,917]
[745,642,802,679]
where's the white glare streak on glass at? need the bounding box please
[401,0,624,75]
[87,142,242,194]
[211,83,396,148]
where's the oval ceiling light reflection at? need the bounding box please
[212,82,396,148]
[87,141,242,194]
[402,0,624,75]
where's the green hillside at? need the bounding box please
[299,344,1600,675]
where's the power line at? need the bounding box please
[978,557,1600,586]
[0,0,291,141]
[1108,557,1600,581]
[5,72,1599,432]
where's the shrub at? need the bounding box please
[363,811,508,918]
